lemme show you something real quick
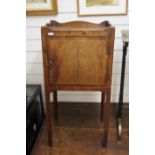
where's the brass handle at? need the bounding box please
[48,59,54,69]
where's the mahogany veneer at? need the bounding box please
[41,20,115,147]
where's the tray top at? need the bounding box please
[43,20,114,30]
[42,20,115,37]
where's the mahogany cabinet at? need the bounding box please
[41,20,115,147]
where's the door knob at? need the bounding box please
[48,59,54,69]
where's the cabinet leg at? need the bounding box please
[45,90,53,146]
[100,92,105,121]
[102,91,110,147]
[53,91,58,120]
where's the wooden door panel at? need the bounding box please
[47,36,108,86]
[47,37,79,84]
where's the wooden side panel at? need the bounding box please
[47,36,108,86]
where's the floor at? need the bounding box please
[31,102,129,155]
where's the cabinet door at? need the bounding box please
[47,36,109,86]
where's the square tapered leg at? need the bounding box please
[100,92,105,121]
[102,91,110,147]
[53,91,58,121]
[45,90,53,146]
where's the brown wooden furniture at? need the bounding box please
[41,20,115,147]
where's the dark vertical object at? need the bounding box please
[117,42,129,140]
[53,91,58,120]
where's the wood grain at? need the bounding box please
[47,36,108,86]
